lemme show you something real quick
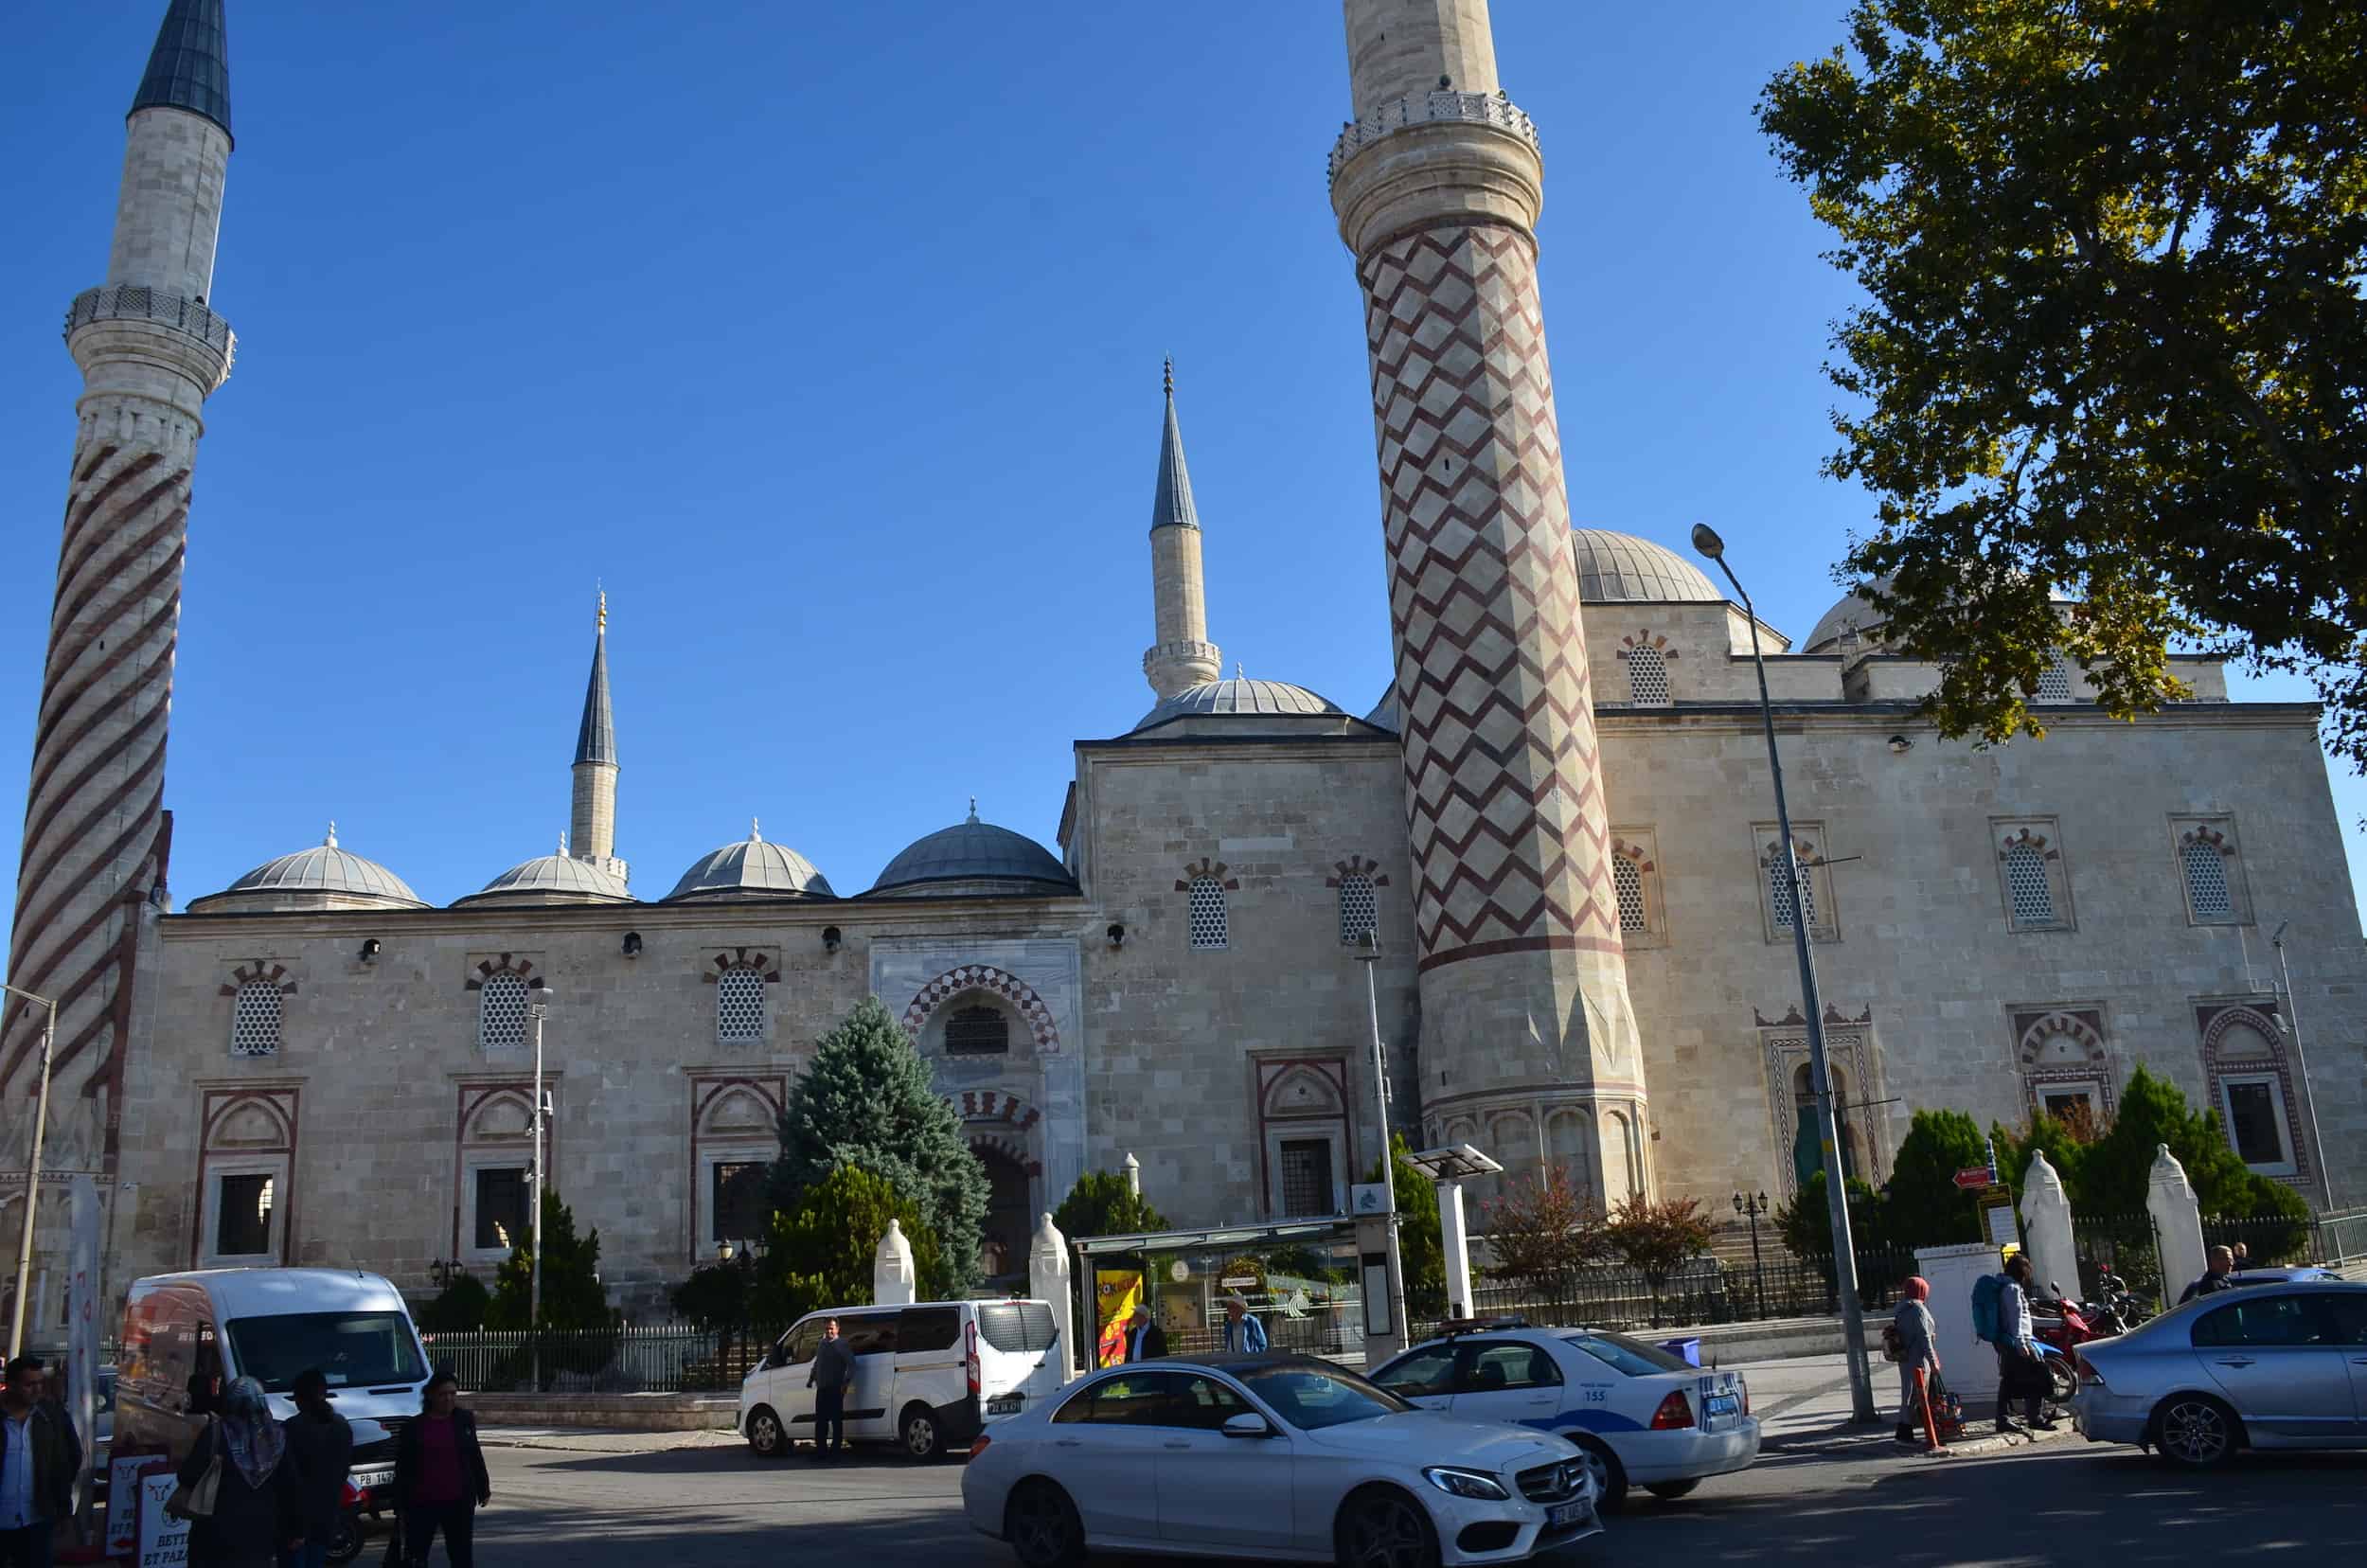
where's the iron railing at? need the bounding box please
[420,1325,751,1395]
[1443,1248,1922,1339]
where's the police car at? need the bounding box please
[1369,1319,1759,1510]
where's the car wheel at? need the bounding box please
[900,1403,945,1460]
[322,1512,364,1565]
[1006,1479,1087,1568]
[1644,1479,1700,1501]
[2151,1395,2241,1469]
[1570,1435,1628,1513]
[746,1406,787,1460]
[1334,1486,1441,1568]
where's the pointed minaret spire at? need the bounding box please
[568,590,626,882]
[1141,360,1224,699]
[132,0,232,143]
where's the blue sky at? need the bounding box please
[3,0,2360,927]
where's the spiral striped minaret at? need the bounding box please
[3,1,236,1149]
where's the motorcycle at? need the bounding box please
[2029,1282,2115,1405]
[324,1476,377,1566]
[2081,1269,2141,1336]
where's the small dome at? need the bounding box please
[1806,577,2078,654]
[195,826,427,912]
[872,804,1077,898]
[1571,528,1724,603]
[665,821,835,901]
[454,840,632,907]
[1134,677,1344,733]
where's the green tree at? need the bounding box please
[486,1191,614,1330]
[1366,1133,1447,1320]
[668,1259,753,1332]
[2071,1064,2254,1214]
[1774,1171,1885,1261]
[1051,1169,1170,1240]
[417,1274,490,1334]
[1881,1109,1987,1245]
[769,996,989,1294]
[1758,2,2367,769]
[756,1163,947,1314]
[1993,1113,2093,1202]
[1605,1195,1715,1327]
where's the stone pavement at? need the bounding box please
[1736,1349,2078,1458]
[479,1425,742,1453]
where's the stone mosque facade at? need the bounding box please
[7,3,2364,1321]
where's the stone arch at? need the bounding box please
[701,947,780,985]
[462,953,542,992]
[698,1083,778,1140]
[206,1095,292,1150]
[461,1088,535,1144]
[902,965,1060,1054]
[216,959,297,999]
[2017,1010,2107,1067]
[1262,1062,1346,1121]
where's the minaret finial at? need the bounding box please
[325,820,337,848]
[750,816,761,844]
[559,830,569,856]
[1164,355,1173,397]
[596,583,607,634]
[968,794,979,824]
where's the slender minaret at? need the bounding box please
[3,2,237,1145]
[568,591,626,882]
[1141,360,1223,699]
[1329,2,1648,1198]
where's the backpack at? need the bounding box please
[1969,1273,2005,1345]
[1879,1321,1904,1363]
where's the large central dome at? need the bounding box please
[872,806,1077,898]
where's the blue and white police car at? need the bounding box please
[1369,1320,1760,1510]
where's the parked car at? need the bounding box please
[2230,1266,2338,1286]
[739,1298,1064,1461]
[1368,1322,1758,1509]
[961,1352,1600,1567]
[2073,1279,2367,1467]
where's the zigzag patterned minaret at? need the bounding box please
[3,1,236,1165]
[1330,0,1648,1200]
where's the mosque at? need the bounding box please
[6,2,2362,1321]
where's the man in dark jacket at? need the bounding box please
[807,1320,855,1462]
[393,1373,489,1568]
[1124,1307,1167,1363]
[2180,1245,2239,1303]
[281,1367,354,1568]
[1,1356,80,1568]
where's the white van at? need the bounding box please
[116,1268,432,1492]
[739,1299,1063,1460]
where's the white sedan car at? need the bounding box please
[962,1352,1603,1566]
[1370,1325,1758,1510]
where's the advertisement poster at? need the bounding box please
[1094,1269,1142,1367]
[137,1468,189,1567]
[108,1452,169,1558]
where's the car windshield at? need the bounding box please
[1562,1331,1693,1376]
[224,1312,427,1394]
[1237,1363,1412,1431]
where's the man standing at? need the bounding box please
[1993,1255,2056,1435]
[1124,1307,1166,1363]
[807,1319,854,1463]
[0,1357,78,1568]
[281,1368,353,1568]
[2184,1245,2240,1300]
[1219,1296,1267,1355]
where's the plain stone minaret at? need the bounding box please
[1329,0,1650,1200]
[2,1,237,1155]
[569,592,626,882]
[1141,361,1223,700]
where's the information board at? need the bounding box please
[136,1467,189,1568]
[107,1452,169,1558]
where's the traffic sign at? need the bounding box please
[1952,1167,1993,1190]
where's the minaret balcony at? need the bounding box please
[1327,89,1540,187]
[65,283,237,383]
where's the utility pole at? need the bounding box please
[4,983,58,1358]
[2269,923,2337,1209]
[529,989,554,1387]
[1352,933,1407,1359]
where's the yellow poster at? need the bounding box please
[1095,1268,1143,1367]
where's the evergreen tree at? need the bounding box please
[2072,1064,2252,1214]
[1365,1134,1446,1319]
[756,1163,947,1315]
[768,995,989,1294]
[1881,1109,1987,1245]
[486,1191,614,1330]
[1051,1169,1171,1240]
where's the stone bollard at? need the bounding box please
[2018,1150,2080,1304]
[1028,1213,1077,1382]
[874,1218,917,1306]
[2146,1144,2206,1310]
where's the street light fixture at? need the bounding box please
[1732,1190,1771,1322]
[3,981,59,1359]
[2269,922,2337,1209]
[1350,931,1408,1358]
[1691,523,1878,1425]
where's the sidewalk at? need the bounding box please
[1738,1351,2079,1459]
[478,1425,743,1453]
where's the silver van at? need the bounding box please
[115,1268,432,1491]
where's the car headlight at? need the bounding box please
[1422,1466,1510,1502]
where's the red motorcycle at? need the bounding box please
[2029,1287,2109,1405]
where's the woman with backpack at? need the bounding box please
[1887,1276,1942,1443]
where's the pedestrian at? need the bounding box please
[1889,1277,1940,1444]
[2229,1241,2252,1273]
[2179,1245,2238,1303]
[178,1375,299,1568]
[1992,1255,2055,1434]
[806,1319,854,1463]
[1,1355,79,1568]
[279,1369,352,1568]
[19,1359,81,1469]
[393,1372,489,1568]
[1124,1306,1166,1363]
[1219,1295,1267,1355]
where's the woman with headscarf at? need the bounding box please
[1890,1276,1942,1444]
[175,1375,298,1567]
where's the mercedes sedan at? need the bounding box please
[2074,1279,2367,1467]
[961,1352,1603,1566]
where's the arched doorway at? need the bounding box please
[976,1145,1032,1285]
[1791,1062,1861,1187]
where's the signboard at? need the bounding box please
[1952,1167,1993,1190]
[1981,1194,2021,1250]
[1093,1269,1142,1368]
[108,1452,169,1558]
[136,1467,189,1567]
[1350,1183,1391,1215]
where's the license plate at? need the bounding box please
[1547,1502,1588,1529]
[987,1398,1023,1416]
[350,1466,393,1490]
[1704,1394,1738,1416]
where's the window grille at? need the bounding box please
[1767,848,1815,930]
[717,966,766,1042]
[478,971,528,1052]
[945,1004,1010,1054]
[1338,874,1378,945]
[2182,840,2233,918]
[2035,661,2073,703]
[1613,857,1648,934]
[2004,844,2056,925]
[1278,1139,1333,1217]
[1188,877,1228,949]
[230,981,281,1057]
[1625,646,1671,706]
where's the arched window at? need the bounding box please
[716,966,766,1042]
[1613,857,1647,934]
[1768,849,1816,931]
[2003,844,2055,925]
[229,981,281,1058]
[1188,876,1228,950]
[2035,660,2073,703]
[945,1004,1009,1055]
[478,971,528,1052]
[1338,873,1378,945]
[1625,645,1671,706]
[2182,840,2232,919]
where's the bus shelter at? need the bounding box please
[1070,1216,1371,1370]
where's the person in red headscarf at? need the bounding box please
[1891,1276,1941,1443]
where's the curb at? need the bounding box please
[1764,1421,2080,1460]
[479,1429,741,1453]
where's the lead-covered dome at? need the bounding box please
[1133,677,1346,734]
[1805,577,2079,654]
[454,840,632,907]
[1571,528,1723,603]
[871,805,1077,898]
[189,826,428,913]
[665,821,835,901]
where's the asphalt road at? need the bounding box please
[452,1435,2367,1567]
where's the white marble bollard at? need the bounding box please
[2147,1144,2207,1309]
[2018,1150,2080,1303]
[1028,1213,1077,1383]
[874,1218,917,1306]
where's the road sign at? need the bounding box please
[1952,1167,1993,1190]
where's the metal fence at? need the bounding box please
[419,1325,749,1395]
[2321,1207,2367,1266]
[1448,1247,1922,1337]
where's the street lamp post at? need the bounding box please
[1692,524,1879,1424]
[1351,932,1408,1358]
[529,989,555,1388]
[2269,923,2338,1210]
[1733,1190,1771,1322]
[4,983,60,1360]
